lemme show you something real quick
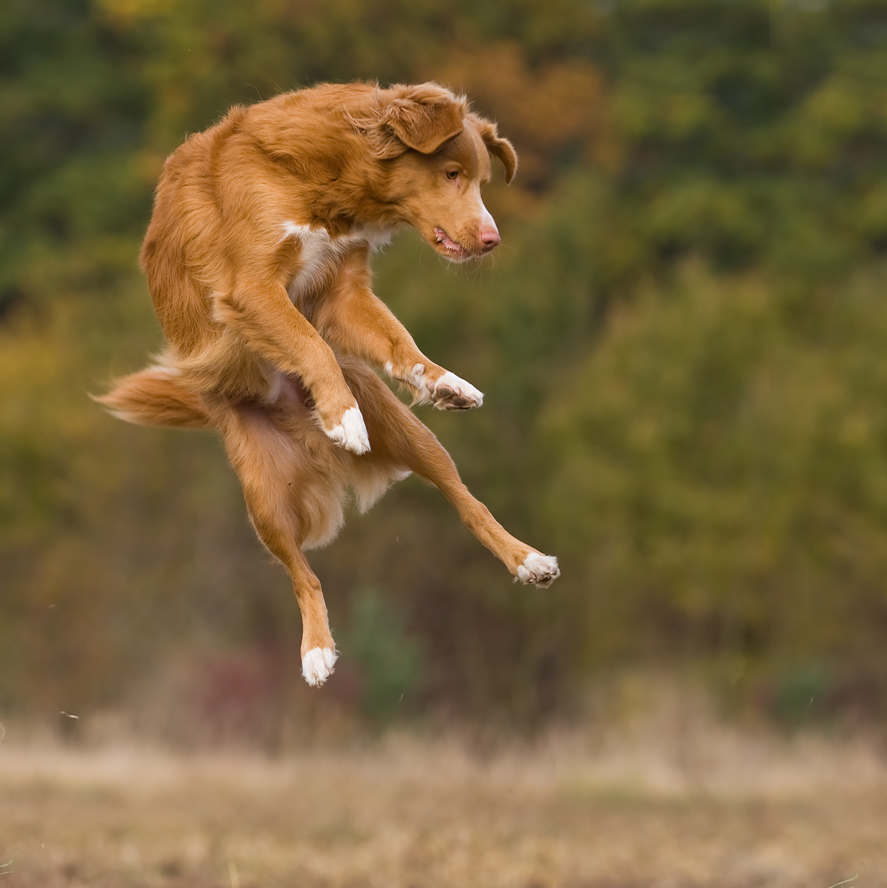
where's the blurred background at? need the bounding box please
[2,0,887,748]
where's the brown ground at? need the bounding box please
[0,724,885,888]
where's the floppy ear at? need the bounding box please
[377,83,465,154]
[471,114,518,184]
[486,133,518,184]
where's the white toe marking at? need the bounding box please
[433,370,484,408]
[387,363,483,409]
[326,406,370,454]
[517,552,560,587]
[302,647,338,686]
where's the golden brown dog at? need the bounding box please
[99,82,559,686]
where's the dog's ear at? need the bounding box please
[383,83,465,154]
[471,114,518,184]
[353,83,465,157]
[486,134,518,184]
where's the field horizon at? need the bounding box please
[1,710,885,887]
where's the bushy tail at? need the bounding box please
[94,367,211,429]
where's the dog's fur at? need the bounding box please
[98,82,559,686]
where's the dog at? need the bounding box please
[98,82,560,687]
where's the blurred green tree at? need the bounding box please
[3,0,887,729]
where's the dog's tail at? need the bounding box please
[94,367,212,429]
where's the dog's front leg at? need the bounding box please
[315,249,484,411]
[392,361,485,411]
[214,282,371,453]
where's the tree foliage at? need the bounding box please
[3,0,887,728]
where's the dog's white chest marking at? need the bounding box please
[281,223,343,301]
[281,221,392,303]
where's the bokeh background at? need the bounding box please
[3,0,887,748]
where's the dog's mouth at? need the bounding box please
[433,227,474,263]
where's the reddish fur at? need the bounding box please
[98,81,557,682]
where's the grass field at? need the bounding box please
[1,721,886,887]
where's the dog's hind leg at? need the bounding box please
[344,364,560,588]
[411,440,561,587]
[219,402,339,686]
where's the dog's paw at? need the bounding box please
[430,370,484,411]
[325,406,370,454]
[517,553,560,588]
[388,362,483,410]
[302,647,338,687]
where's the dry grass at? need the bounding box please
[1,719,886,888]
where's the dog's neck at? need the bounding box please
[302,169,410,239]
[247,95,415,238]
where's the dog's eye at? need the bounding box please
[445,170,460,181]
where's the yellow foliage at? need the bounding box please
[93,0,176,25]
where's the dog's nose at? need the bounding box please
[480,228,501,250]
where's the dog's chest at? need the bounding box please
[281,222,390,306]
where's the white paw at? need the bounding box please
[387,363,483,410]
[302,647,338,687]
[517,553,560,588]
[325,406,370,454]
[430,370,483,410]
[404,364,482,410]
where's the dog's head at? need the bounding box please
[356,83,518,263]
